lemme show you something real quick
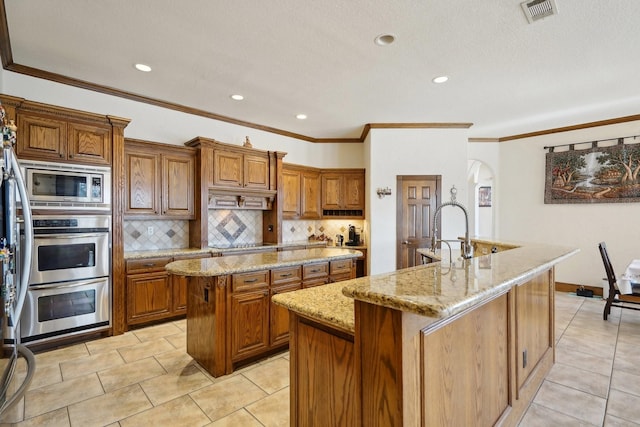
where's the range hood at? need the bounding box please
[208,187,276,210]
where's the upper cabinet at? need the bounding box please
[125,139,195,219]
[213,148,270,190]
[185,137,281,211]
[321,169,365,218]
[0,95,127,166]
[283,163,321,220]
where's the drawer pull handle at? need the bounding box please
[244,278,258,283]
[281,273,292,277]
[310,269,320,273]
[143,263,156,267]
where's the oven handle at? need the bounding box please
[34,233,108,239]
[29,278,107,291]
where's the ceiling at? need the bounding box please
[2,0,640,141]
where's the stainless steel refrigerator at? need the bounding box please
[0,102,35,417]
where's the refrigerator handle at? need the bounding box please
[10,148,32,324]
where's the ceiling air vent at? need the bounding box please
[521,0,558,23]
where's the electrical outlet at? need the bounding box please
[147,226,154,236]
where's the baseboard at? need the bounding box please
[555,281,603,297]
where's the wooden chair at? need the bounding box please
[599,242,640,320]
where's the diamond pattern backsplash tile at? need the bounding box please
[209,210,263,247]
[282,219,364,245]
[124,220,189,251]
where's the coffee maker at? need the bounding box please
[346,225,360,246]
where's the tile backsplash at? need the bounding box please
[283,219,365,245]
[124,220,190,251]
[208,210,263,247]
[124,212,365,251]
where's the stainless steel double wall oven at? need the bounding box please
[19,160,112,344]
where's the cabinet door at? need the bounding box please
[343,172,365,210]
[16,114,67,161]
[172,275,188,314]
[230,290,270,361]
[282,168,301,219]
[516,272,552,389]
[68,122,112,165]
[127,272,172,324]
[214,150,243,187]
[270,282,302,347]
[301,170,321,219]
[125,149,161,216]
[321,174,343,209]
[163,153,195,218]
[244,154,270,189]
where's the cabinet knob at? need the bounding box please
[59,153,63,158]
[69,154,74,158]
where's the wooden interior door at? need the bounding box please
[397,176,440,269]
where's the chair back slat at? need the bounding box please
[598,242,616,287]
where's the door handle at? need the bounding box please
[402,241,410,244]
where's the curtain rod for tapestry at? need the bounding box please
[543,135,640,152]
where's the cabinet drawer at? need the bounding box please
[303,262,329,279]
[330,259,352,275]
[330,272,353,283]
[271,266,302,285]
[232,270,269,292]
[126,257,173,274]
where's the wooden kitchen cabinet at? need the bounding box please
[125,257,173,325]
[171,253,212,315]
[270,266,303,347]
[516,270,553,390]
[321,169,365,218]
[283,163,321,219]
[125,139,195,219]
[17,112,112,165]
[230,270,271,362]
[126,253,210,326]
[213,147,269,190]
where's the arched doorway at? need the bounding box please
[467,160,495,237]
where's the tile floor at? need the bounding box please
[0,292,638,426]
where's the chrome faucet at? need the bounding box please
[431,186,473,259]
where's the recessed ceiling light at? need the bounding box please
[134,63,152,72]
[374,34,396,46]
[296,114,307,120]
[432,75,449,84]
[230,94,244,101]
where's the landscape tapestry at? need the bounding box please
[545,139,640,204]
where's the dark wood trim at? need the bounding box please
[555,281,603,297]
[469,137,500,143]
[498,114,640,142]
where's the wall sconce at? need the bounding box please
[376,187,392,198]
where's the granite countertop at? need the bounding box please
[124,240,338,260]
[272,282,355,334]
[165,247,362,276]
[273,241,578,332]
[125,247,213,260]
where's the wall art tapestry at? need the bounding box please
[545,139,640,204]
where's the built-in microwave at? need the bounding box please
[20,159,111,210]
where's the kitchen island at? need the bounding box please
[165,247,361,376]
[272,240,578,427]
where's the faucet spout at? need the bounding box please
[431,186,473,259]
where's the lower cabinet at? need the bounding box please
[230,270,271,361]
[186,258,356,376]
[126,253,211,326]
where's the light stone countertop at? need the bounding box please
[124,240,335,260]
[273,241,578,333]
[165,247,362,276]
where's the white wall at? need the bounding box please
[366,128,469,275]
[0,69,364,168]
[498,120,640,287]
